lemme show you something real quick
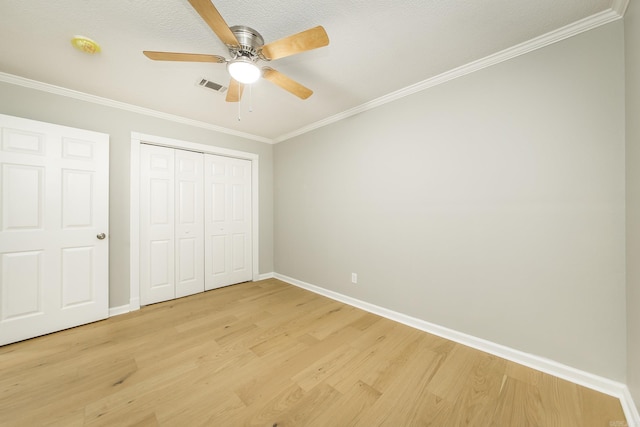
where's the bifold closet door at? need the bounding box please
[139,145,204,305]
[204,154,252,290]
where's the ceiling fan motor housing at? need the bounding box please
[229,25,264,61]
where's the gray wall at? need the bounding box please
[626,0,640,408]
[0,82,274,308]
[275,22,626,381]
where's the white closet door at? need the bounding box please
[204,154,252,290]
[174,150,204,298]
[140,145,175,305]
[0,114,109,346]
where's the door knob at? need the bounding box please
[97,233,106,240]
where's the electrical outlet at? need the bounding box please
[351,273,358,284]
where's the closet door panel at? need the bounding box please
[140,145,175,305]
[174,150,204,298]
[204,155,252,290]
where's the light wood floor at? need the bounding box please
[0,279,627,426]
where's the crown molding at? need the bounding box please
[274,7,624,143]
[0,72,274,144]
[611,0,630,16]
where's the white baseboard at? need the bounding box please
[623,387,640,427]
[274,273,640,426]
[109,299,141,318]
[257,272,275,281]
[108,304,131,317]
[129,297,140,312]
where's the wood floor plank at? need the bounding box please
[580,386,629,427]
[310,380,381,427]
[231,381,305,426]
[292,344,361,391]
[446,352,508,426]
[326,324,424,394]
[490,376,544,427]
[279,383,344,427]
[353,335,448,426]
[0,279,628,426]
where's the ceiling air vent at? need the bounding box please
[197,78,227,93]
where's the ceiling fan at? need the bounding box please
[143,0,330,102]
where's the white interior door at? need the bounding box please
[140,145,175,305]
[0,114,109,346]
[204,154,252,290]
[175,149,204,298]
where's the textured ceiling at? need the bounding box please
[0,0,623,142]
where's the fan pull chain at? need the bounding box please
[236,84,255,121]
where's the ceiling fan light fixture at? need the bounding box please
[227,57,261,84]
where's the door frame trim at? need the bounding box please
[129,132,259,310]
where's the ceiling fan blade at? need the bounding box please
[187,0,239,47]
[262,67,313,100]
[261,26,329,61]
[143,51,226,63]
[226,78,244,102]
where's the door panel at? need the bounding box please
[149,241,172,286]
[232,233,245,271]
[62,137,95,160]
[1,128,45,155]
[150,179,171,224]
[140,145,175,305]
[62,169,93,228]
[61,247,94,307]
[178,238,196,279]
[0,114,109,346]
[212,182,226,221]
[211,236,226,275]
[204,154,251,290]
[174,150,204,298]
[232,184,245,221]
[1,251,43,321]
[2,164,44,231]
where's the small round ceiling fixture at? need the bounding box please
[71,36,101,54]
